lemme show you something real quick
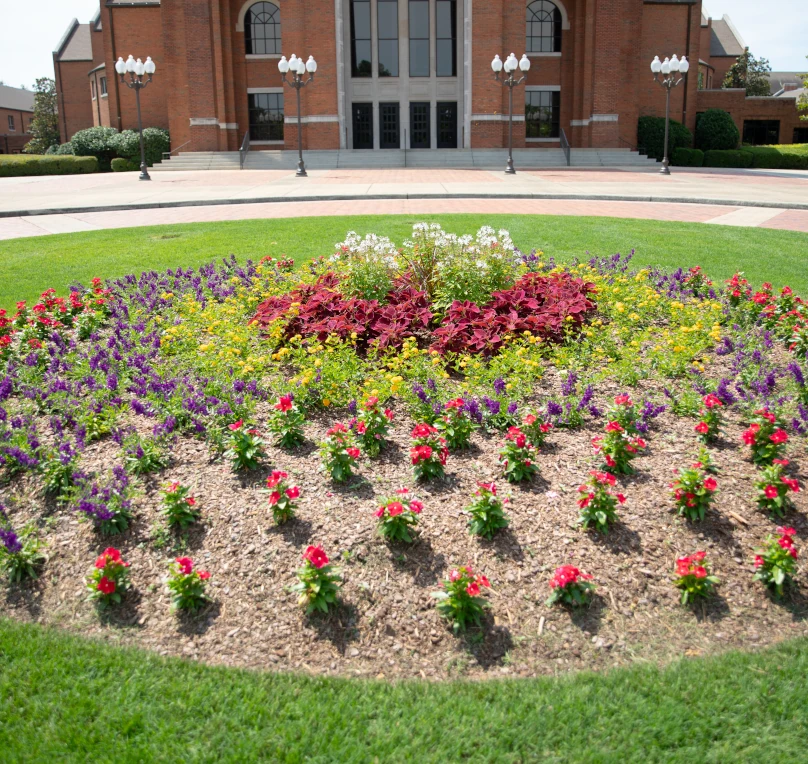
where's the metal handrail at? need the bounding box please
[162,139,192,161]
[239,130,250,170]
[560,128,571,166]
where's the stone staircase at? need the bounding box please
[153,147,660,172]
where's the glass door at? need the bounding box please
[379,103,400,148]
[409,102,430,148]
[352,103,374,149]
[437,101,457,148]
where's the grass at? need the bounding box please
[0,618,806,762]
[1,213,807,308]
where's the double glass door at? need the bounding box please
[351,100,457,149]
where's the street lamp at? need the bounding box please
[651,54,689,175]
[492,52,530,174]
[278,53,317,177]
[114,54,156,181]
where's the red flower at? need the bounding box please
[269,491,281,504]
[409,500,423,514]
[783,478,800,492]
[286,486,300,499]
[693,551,706,562]
[693,566,707,579]
[411,423,436,439]
[167,481,180,493]
[97,576,116,595]
[384,408,395,421]
[228,420,243,431]
[303,545,329,569]
[523,414,537,426]
[175,557,194,575]
[516,434,526,448]
[773,458,789,466]
[695,422,709,435]
[186,497,196,507]
[764,484,779,499]
[355,421,367,435]
[477,575,491,588]
[346,447,360,459]
[445,397,465,410]
[614,394,632,406]
[777,526,796,537]
[327,422,348,436]
[374,506,385,518]
[616,493,626,504]
[704,477,717,492]
[754,555,764,568]
[198,571,210,580]
[449,569,461,582]
[387,501,404,517]
[275,395,293,412]
[477,481,497,495]
[703,394,722,409]
[540,423,552,433]
[605,421,623,433]
[770,429,788,445]
[742,429,757,445]
[365,396,379,408]
[578,493,594,508]
[604,454,616,468]
[466,582,481,597]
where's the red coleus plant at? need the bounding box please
[375,488,423,543]
[319,422,361,483]
[521,411,553,447]
[673,551,719,605]
[160,481,200,529]
[694,394,723,443]
[754,459,800,519]
[166,557,211,612]
[267,394,306,448]
[545,565,595,608]
[410,423,448,481]
[499,426,539,483]
[592,421,646,475]
[742,409,788,465]
[293,545,342,614]
[265,470,300,525]
[754,527,799,597]
[432,564,492,632]
[670,463,717,521]
[87,547,131,608]
[430,272,597,356]
[352,395,394,457]
[577,471,626,534]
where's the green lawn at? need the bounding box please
[0,618,805,762]
[1,213,807,308]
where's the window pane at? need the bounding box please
[409,0,429,38]
[436,1,453,37]
[378,0,397,38]
[245,2,281,55]
[351,0,372,77]
[353,0,371,37]
[525,90,559,138]
[378,40,399,77]
[248,92,284,141]
[410,39,430,76]
[436,40,455,77]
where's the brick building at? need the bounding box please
[53,0,806,153]
[0,85,35,154]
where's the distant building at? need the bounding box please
[0,84,35,154]
[52,1,807,154]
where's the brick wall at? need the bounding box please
[53,58,95,143]
[0,107,33,153]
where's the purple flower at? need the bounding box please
[493,378,506,396]
[347,399,357,415]
[507,402,518,415]
[482,397,501,415]
[0,528,22,555]
[462,398,483,424]
[561,372,578,397]
[788,362,805,388]
[547,401,563,417]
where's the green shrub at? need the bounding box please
[637,116,692,162]
[111,157,139,172]
[695,109,739,152]
[110,128,170,167]
[56,142,74,155]
[742,145,808,170]
[0,155,98,177]
[70,127,120,171]
[672,147,704,167]
[703,150,753,168]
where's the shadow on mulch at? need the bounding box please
[390,536,447,586]
[692,591,731,623]
[97,588,146,630]
[461,613,514,669]
[375,441,406,464]
[479,527,524,562]
[176,600,221,636]
[328,477,376,500]
[697,512,743,554]
[236,468,273,490]
[511,474,551,495]
[270,517,314,546]
[3,577,44,618]
[770,586,808,622]
[420,474,462,496]
[569,593,606,634]
[306,601,360,654]
[590,520,642,554]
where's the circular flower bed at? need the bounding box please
[0,227,806,679]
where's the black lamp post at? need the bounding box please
[491,53,531,174]
[114,54,156,181]
[651,54,690,175]
[278,54,318,177]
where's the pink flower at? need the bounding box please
[764,484,779,499]
[167,481,180,493]
[365,396,379,408]
[605,421,623,433]
[228,420,243,431]
[703,394,722,409]
[355,421,367,435]
[409,500,423,514]
[374,506,385,518]
[449,569,461,582]
[466,582,480,597]
[176,557,193,575]
[704,477,717,492]
[346,447,360,459]
[777,526,796,537]
[198,571,211,580]
[303,546,329,569]
[384,408,395,421]
[523,414,537,426]
[754,555,764,568]
[614,394,632,407]
[286,486,300,499]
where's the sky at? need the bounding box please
[0,0,806,89]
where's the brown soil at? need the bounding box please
[2,391,807,681]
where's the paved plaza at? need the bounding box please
[1,166,807,240]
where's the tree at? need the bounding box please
[799,55,807,122]
[23,78,61,154]
[722,48,772,97]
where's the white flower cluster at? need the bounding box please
[334,231,400,268]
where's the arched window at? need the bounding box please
[245,2,281,55]
[526,0,561,53]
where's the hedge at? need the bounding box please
[742,145,808,170]
[70,127,120,171]
[695,109,739,152]
[110,128,170,167]
[637,116,692,162]
[672,148,704,167]
[111,157,140,172]
[703,150,754,168]
[0,155,99,177]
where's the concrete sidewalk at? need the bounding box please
[1,167,807,219]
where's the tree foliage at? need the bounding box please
[799,55,807,123]
[23,78,60,155]
[722,48,772,97]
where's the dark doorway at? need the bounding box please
[379,102,400,148]
[352,103,373,149]
[742,119,780,146]
[794,127,808,144]
[437,101,457,148]
[410,102,430,148]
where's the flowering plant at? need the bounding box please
[754,459,800,518]
[591,421,646,475]
[87,547,131,607]
[319,422,361,482]
[726,272,751,308]
[577,471,626,534]
[435,397,476,450]
[166,557,211,612]
[123,434,169,475]
[265,470,300,525]
[352,395,394,457]
[74,466,134,535]
[160,481,200,529]
[606,394,638,433]
[224,420,266,471]
[0,523,45,582]
[754,527,799,597]
[670,464,717,521]
[432,564,491,632]
[520,411,553,447]
[466,482,509,539]
[375,489,423,543]
[684,265,712,298]
[742,409,788,466]
[545,565,595,607]
[499,426,538,483]
[673,551,719,605]
[293,545,342,614]
[267,394,306,449]
[694,394,723,444]
[410,423,448,481]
